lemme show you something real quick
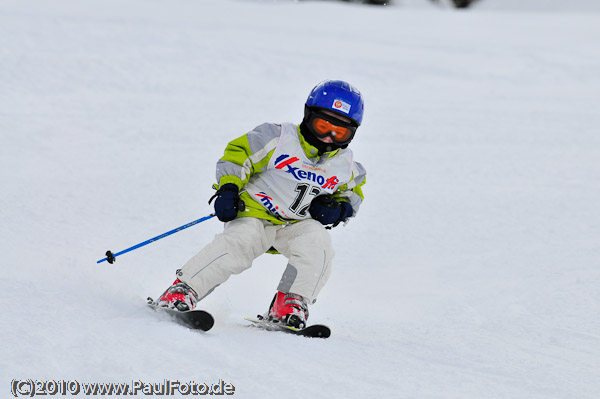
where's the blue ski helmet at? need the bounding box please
[305,80,364,126]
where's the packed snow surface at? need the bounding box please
[2,0,599,398]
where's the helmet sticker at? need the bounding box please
[332,99,351,114]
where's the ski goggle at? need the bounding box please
[308,111,357,145]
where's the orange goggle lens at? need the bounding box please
[311,117,354,143]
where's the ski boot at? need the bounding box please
[268,291,309,329]
[155,279,199,312]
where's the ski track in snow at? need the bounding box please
[2,0,600,398]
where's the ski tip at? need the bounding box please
[244,316,331,338]
[148,302,214,332]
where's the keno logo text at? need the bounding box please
[274,154,339,190]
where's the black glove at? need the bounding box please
[309,194,353,227]
[210,184,245,222]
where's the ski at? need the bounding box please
[244,316,331,339]
[147,300,214,332]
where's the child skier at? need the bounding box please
[154,80,367,329]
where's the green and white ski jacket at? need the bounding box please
[215,122,366,225]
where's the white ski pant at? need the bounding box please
[177,217,334,304]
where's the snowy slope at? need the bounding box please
[2,0,600,398]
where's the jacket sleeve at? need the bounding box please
[215,123,281,190]
[334,161,366,217]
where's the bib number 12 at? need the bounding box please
[290,183,321,217]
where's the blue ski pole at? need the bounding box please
[97,213,216,264]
